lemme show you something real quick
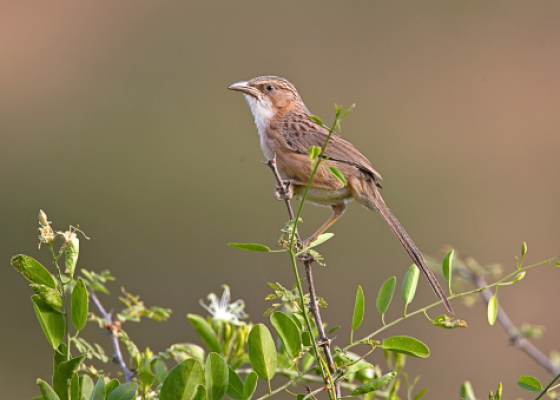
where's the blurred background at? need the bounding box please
[2,1,560,398]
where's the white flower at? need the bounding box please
[200,285,248,325]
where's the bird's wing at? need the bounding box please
[281,115,383,182]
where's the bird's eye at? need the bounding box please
[266,85,274,91]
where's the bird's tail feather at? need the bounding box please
[363,184,454,314]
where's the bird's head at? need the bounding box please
[228,76,309,125]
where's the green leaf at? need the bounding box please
[59,354,87,380]
[243,372,258,400]
[381,336,430,358]
[227,243,271,252]
[307,233,334,249]
[327,166,347,185]
[65,237,79,278]
[402,264,420,307]
[31,284,62,310]
[328,326,341,335]
[521,242,528,258]
[460,381,476,400]
[225,368,244,400]
[351,372,396,395]
[70,373,79,400]
[107,383,138,400]
[71,278,88,331]
[487,296,498,326]
[517,375,542,392]
[341,104,356,119]
[191,385,207,400]
[309,115,324,126]
[345,360,374,375]
[105,379,120,398]
[32,295,64,349]
[270,312,302,359]
[301,331,312,347]
[160,358,205,400]
[90,376,106,400]
[205,353,228,400]
[187,314,220,353]
[376,277,396,315]
[53,344,68,400]
[442,249,454,295]
[513,271,526,283]
[308,146,322,160]
[414,388,429,400]
[79,375,94,400]
[442,250,454,282]
[37,379,60,400]
[433,315,468,329]
[248,324,277,382]
[351,286,365,331]
[12,255,57,288]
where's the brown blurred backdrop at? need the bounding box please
[1,1,560,398]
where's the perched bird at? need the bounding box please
[228,76,453,314]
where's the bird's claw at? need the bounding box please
[274,180,294,201]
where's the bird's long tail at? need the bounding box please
[362,183,454,314]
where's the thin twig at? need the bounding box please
[460,267,560,376]
[90,291,135,382]
[265,160,340,399]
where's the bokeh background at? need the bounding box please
[2,1,560,398]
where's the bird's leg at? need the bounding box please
[274,180,294,201]
[301,204,346,248]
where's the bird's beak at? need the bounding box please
[228,81,260,98]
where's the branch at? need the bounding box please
[89,291,136,382]
[459,266,560,376]
[265,160,340,399]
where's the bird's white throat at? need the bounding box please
[244,94,275,159]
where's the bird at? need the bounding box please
[228,76,453,314]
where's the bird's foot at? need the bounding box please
[274,180,294,201]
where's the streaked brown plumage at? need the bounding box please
[228,76,453,314]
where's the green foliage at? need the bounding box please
[205,353,229,400]
[401,264,420,316]
[351,372,396,395]
[517,375,543,392]
[188,314,221,353]
[32,295,64,350]
[381,336,430,358]
[487,295,498,326]
[270,312,302,359]
[248,324,277,384]
[160,359,205,400]
[71,278,88,331]
[376,276,396,325]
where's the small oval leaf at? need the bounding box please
[90,375,106,400]
[309,115,324,126]
[307,233,334,249]
[32,295,64,350]
[31,284,62,310]
[248,324,277,382]
[37,379,60,400]
[160,358,205,400]
[328,326,341,335]
[460,381,476,400]
[65,237,79,278]
[228,243,271,252]
[71,278,88,331]
[442,250,454,282]
[351,286,365,331]
[58,354,87,380]
[225,368,244,400]
[243,372,258,400]
[488,296,498,326]
[308,146,322,160]
[381,336,430,358]
[327,166,347,186]
[351,372,396,395]
[376,277,396,315]
[517,375,542,392]
[414,388,429,400]
[433,315,468,329]
[187,314,220,353]
[513,271,526,283]
[402,265,420,306]
[107,383,138,400]
[12,255,57,288]
[205,353,228,400]
[270,312,302,359]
